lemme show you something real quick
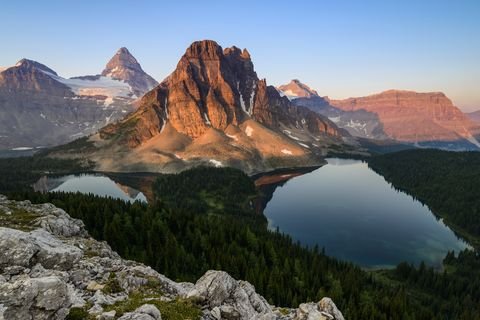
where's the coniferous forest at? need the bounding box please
[5,155,480,320]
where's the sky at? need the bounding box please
[1,0,479,111]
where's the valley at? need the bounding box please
[1,148,480,319]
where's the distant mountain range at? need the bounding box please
[467,110,480,123]
[0,48,157,149]
[277,80,480,151]
[51,40,356,173]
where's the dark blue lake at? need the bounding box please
[263,158,469,269]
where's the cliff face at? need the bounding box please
[71,40,355,174]
[108,40,341,145]
[330,90,480,146]
[0,195,345,320]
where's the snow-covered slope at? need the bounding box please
[0,48,158,149]
[44,72,135,106]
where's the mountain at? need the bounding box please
[0,195,345,320]
[467,110,480,123]
[330,90,480,149]
[53,40,357,173]
[278,80,386,139]
[101,47,158,96]
[277,79,319,99]
[278,81,480,150]
[0,48,157,149]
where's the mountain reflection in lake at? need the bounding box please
[33,173,153,203]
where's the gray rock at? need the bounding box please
[0,275,70,320]
[0,228,39,269]
[98,310,116,320]
[187,270,273,320]
[118,304,161,320]
[0,196,345,320]
[318,298,344,320]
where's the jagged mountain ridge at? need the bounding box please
[0,48,157,149]
[277,80,386,139]
[60,40,355,174]
[278,80,480,150]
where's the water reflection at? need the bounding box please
[260,158,470,269]
[34,173,149,203]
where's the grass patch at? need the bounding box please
[104,292,201,320]
[0,207,40,231]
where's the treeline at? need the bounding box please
[368,149,480,245]
[6,165,480,319]
[0,155,89,193]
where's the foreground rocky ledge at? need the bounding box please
[0,195,344,320]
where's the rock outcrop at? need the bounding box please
[0,195,344,320]
[56,40,357,174]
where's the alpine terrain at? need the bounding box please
[0,48,157,149]
[278,80,480,150]
[52,40,357,173]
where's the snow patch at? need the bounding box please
[298,142,310,149]
[204,113,211,125]
[281,149,293,155]
[11,147,33,151]
[41,70,133,101]
[328,116,341,123]
[209,159,223,167]
[226,134,238,141]
[282,89,299,100]
[245,126,254,137]
[248,82,256,115]
[40,113,46,119]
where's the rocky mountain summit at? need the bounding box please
[101,47,158,97]
[54,40,356,174]
[0,48,157,149]
[277,80,385,139]
[277,80,319,99]
[278,80,480,149]
[0,195,344,320]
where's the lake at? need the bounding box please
[34,173,149,203]
[262,158,470,269]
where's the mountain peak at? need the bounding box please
[13,58,58,75]
[185,40,223,60]
[101,47,158,96]
[278,79,319,99]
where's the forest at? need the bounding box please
[4,157,480,319]
[368,149,480,246]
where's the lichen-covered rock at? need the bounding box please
[118,304,161,320]
[186,270,273,319]
[0,196,344,320]
[0,275,70,320]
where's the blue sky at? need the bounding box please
[1,0,479,111]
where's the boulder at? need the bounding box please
[186,270,273,319]
[0,275,70,320]
[118,304,161,320]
